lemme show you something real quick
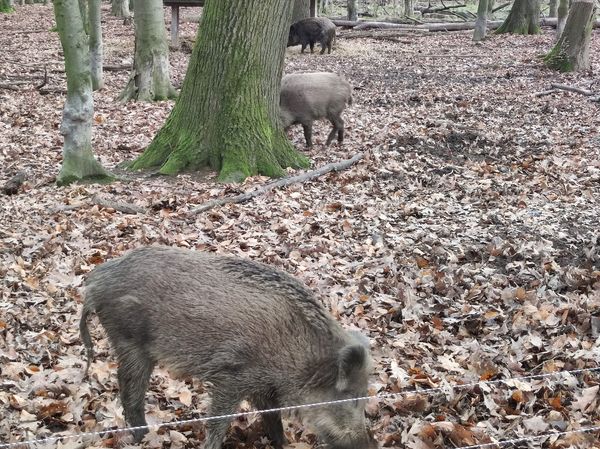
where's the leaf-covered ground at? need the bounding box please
[1,4,600,449]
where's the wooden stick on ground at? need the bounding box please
[550,83,594,96]
[190,152,366,214]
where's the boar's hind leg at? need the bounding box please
[326,116,344,145]
[252,396,287,449]
[117,351,155,442]
[302,124,313,147]
[204,390,239,449]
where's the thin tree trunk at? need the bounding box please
[347,0,357,21]
[545,0,596,71]
[89,0,103,90]
[473,0,489,40]
[53,0,111,186]
[1,0,13,13]
[404,0,414,17]
[119,0,176,101]
[495,0,541,34]
[292,0,310,22]
[487,0,495,14]
[111,0,129,18]
[556,0,569,37]
[130,0,308,182]
[549,0,558,17]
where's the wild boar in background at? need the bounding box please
[280,72,353,147]
[287,17,336,54]
[80,246,378,449]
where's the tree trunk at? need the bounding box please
[1,0,13,13]
[556,0,569,37]
[320,0,330,14]
[89,0,103,90]
[292,0,310,22]
[495,0,541,34]
[130,0,308,182]
[53,0,111,186]
[119,0,176,101]
[549,0,558,17]
[487,0,495,14]
[347,0,357,20]
[545,0,595,71]
[404,0,414,17]
[473,0,489,40]
[111,0,129,18]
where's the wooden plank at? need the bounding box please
[163,0,204,7]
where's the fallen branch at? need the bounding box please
[190,152,366,214]
[550,83,594,96]
[418,3,466,14]
[91,193,146,214]
[0,83,20,91]
[104,64,132,72]
[492,1,512,13]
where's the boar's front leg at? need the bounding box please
[117,350,155,442]
[302,123,313,147]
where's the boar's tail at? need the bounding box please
[79,302,95,379]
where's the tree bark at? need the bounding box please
[89,0,103,90]
[545,0,596,71]
[111,0,130,18]
[495,0,541,34]
[130,0,308,182]
[473,0,489,40]
[556,0,569,37]
[119,0,176,101]
[292,0,310,22]
[348,0,358,21]
[404,0,414,17]
[549,0,558,17]
[53,0,111,186]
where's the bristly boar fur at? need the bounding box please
[280,72,353,147]
[287,17,336,54]
[80,246,378,449]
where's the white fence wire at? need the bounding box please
[0,366,598,449]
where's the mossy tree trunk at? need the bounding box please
[1,0,13,13]
[53,0,111,186]
[111,0,129,18]
[347,0,357,20]
[119,0,176,101]
[556,0,569,37]
[130,0,308,182]
[292,0,310,22]
[404,0,414,17]
[89,0,103,90]
[549,0,558,17]
[487,0,495,14]
[545,0,595,71]
[473,0,489,40]
[495,0,541,34]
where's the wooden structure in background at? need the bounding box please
[163,0,316,47]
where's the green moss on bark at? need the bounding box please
[0,0,13,13]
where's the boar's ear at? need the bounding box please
[336,344,368,391]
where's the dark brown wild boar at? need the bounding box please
[288,17,336,54]
[280,72,353,147]
[80,246,378,449]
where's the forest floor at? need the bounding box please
[1,4,600,449]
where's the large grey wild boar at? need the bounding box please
[287,17,336,54]
[80,246,378,449]
[280,72,353,147]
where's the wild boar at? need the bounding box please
[280,72,353,147]
[288,17,336,54]
[80,246,378,449]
